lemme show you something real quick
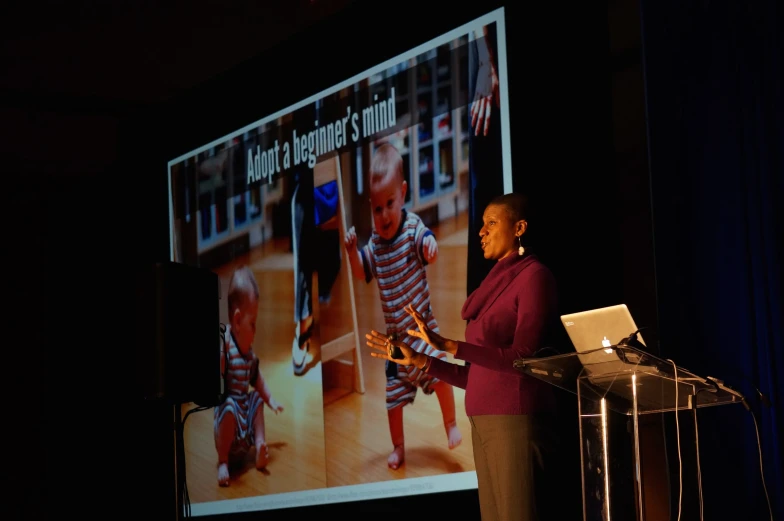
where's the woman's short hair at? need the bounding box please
[488,192,529,222]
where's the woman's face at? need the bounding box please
[479,203,526,261]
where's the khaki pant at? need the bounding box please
[470,414,555,521]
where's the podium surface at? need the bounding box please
[515,344,743,521]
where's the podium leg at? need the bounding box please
[577,382,597,521]
[632,374,645,521]
[577,383,587,521]
[693,409,704,521]
[577,380,613,521]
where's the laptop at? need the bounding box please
[560,304,659,376]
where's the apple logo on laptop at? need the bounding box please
[602,336,613,353]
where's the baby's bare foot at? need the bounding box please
[388,445,405,470]
[255,443,269,470]
[217,462,230,487]
[446,421,462,449]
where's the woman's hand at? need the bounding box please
[405,304,458,355]
[366,329,425,367]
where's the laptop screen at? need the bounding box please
[560,304,651,373]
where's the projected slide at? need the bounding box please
[167,7,512,516]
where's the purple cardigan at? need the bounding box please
[427,253,558,416]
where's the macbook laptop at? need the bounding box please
[560,304,659,377]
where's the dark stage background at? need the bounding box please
[639,0,783,520]
[14,0,780,520]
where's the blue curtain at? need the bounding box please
[639,0,782,519]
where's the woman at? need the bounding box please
[367,193,560,521]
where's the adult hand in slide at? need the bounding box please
[470,32,500,137]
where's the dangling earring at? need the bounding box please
[518,235,525,256]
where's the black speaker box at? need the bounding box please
[136,261,222,406]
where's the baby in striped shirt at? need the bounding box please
[214,266,284,486]
[345,143,462,470]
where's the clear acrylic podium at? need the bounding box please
[514,344,744,521]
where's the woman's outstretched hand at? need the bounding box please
[366,329,422,367]
[405,304,458,355]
